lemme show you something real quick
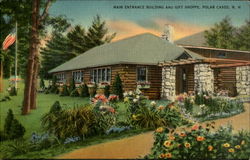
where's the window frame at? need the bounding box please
[56,72,65,82]
[136,66,148,82]
[72,70,84,83]
[90,67,111,83]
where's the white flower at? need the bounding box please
[150,101,156,106]
[135,88,142,94]
[136,95,140,99]
[123,92,128,97]
[133,99,138,103]
[129,91,133,96]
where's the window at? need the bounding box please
[217,52,226,58]
[91,67,111,83]
[56,73,65,82]
[72,71,83,82]
[137,67,147,82]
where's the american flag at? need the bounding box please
[2,30,16,50]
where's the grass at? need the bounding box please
[0,79,164,158]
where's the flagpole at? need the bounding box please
[15,21,18,89]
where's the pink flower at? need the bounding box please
[191,124,199,131]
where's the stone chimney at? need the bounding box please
[161,24,173,43]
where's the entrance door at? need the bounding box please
[175,65,194,95]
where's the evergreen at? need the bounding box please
[49,75,58,93]
[112,74,123,99]
[104,85,110,98]
[80,84,89,97]
[69,78,76,94]
[40,77,45,89]
[9,87,17,96]
[8,119,25,139]
[4,109,14,135]
[60,84,69,96]
[49,101,62,113]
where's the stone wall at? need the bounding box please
[236,65,250,96]
[161,66,176,100]
[194,63,214,94]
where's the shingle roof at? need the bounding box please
[49,33,204,73]
[175,31,208,47]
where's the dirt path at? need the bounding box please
[57,103,249,159]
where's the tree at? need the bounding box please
[85,15,116,48]
[9,119,26,139]
[22,0,53,114]
[4,109,14,136]
[234,20,250,51]
[112,74,123,99]
[205,16,236,49]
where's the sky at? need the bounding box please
[49,0,249,41]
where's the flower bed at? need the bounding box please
[175,92,245,122]
[147,123,250,159]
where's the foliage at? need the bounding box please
[8,119,26,140]
[49,75,58,93]
[29,132,60,150]
[123,89,147,114]
[2,139,30,158]
[80,83,89,97]
[130,106,165,129]
[0,96,11,102]
[40,77,45,89]
[4,109,14,136]
[69,78,76,93]
[205,16,250,51]
[4,109,25,140]
[41,103,98,139]
[112,74,124,100]
[70,88,79,97]
[59,84,69,96]
[9,87,17,96]
[104,85,110,98]
[184,97,194,113]
[147,123,250,159]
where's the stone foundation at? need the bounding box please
[194,63,214,94]
[236,65,250,96]
[161,66,176,100]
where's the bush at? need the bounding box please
[9,87,17,96]
[30,132,60,150]
[104,85,110,98]
[80,84,89,97]
[69,78,76,94]
[60,84,69,96]
[147,123,250,159]
[112,74,123,100]
[49,75,58,93]
[8,119,26,140]
[184,97,193,113]
[4,109,14,136]
[70,88,79,97]
[131,106,165,129]
[4,109,25,140]
[40,77,45,89]
[42,104,97,139]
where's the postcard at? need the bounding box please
[0,0,249,159]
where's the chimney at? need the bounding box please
[161,24,173,43]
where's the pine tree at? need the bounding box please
[205,16,236,49]
[69,78,76,93]
[49,101,62,113]
[112,74,123,99]
[9,119,25,139]
[50,75,57,93]
[60,84,69,96]
[4,109,14,135]
[85,15,116,48]
[234,20,250,51]
[67,25,87,53]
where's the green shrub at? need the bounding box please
[40,77,45,89]
[70,88,79,97]
[124,89,147,114]
[42,104,97,139]
[131,106,165,129]
[8,119,25,139]
[60,84,69,96]
[104,85,110,98]
[4,109,25,140]
[49,75,58,93]
[112,74,123,99]
[4,109,14,136]
[0,130,6,141]
[80,84,89,97]
[147,123,250,159]
[9,87,17,96]
[2,140,29,158]
[69,78,76,94]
